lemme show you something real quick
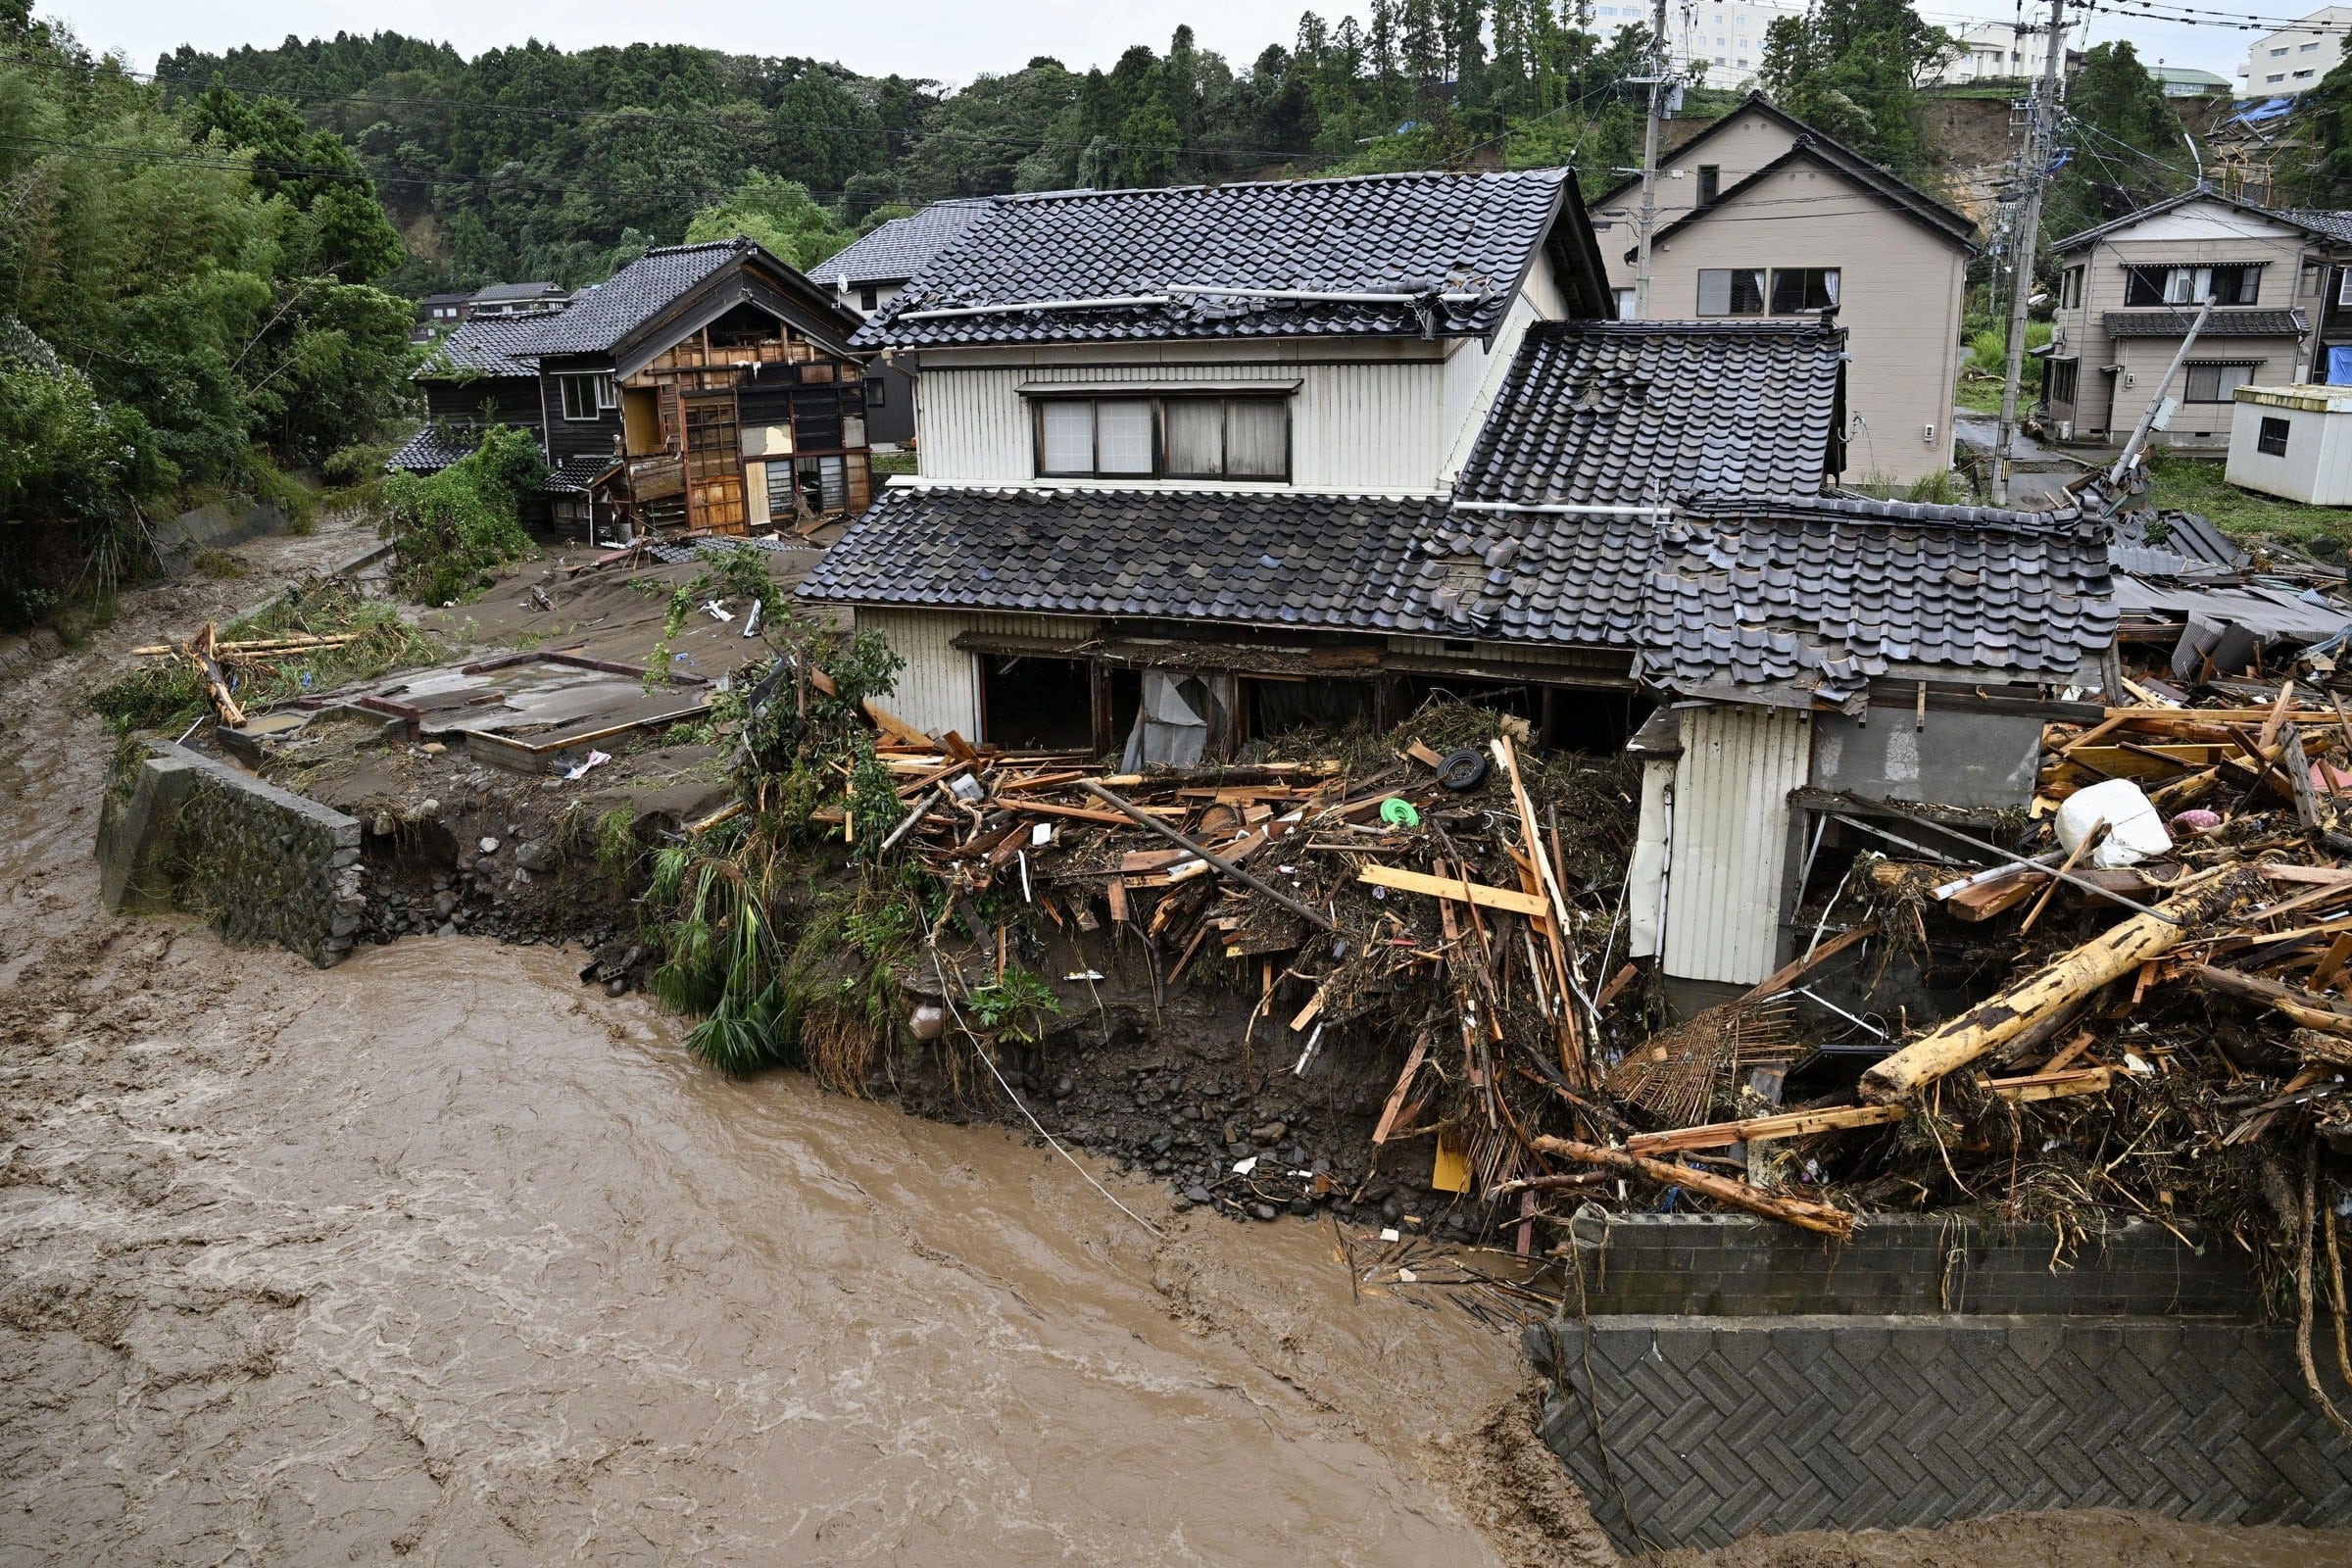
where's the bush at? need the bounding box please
[380,425,544,604]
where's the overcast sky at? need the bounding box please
[48,0,2259,93]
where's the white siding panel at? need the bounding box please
[916,361,1450,490]
[1661,706,1811,985]
[853,610,1095,738]
[856,609,979,738]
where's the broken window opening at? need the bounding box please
[1243,677,1374,741]
[979,655,1096,752]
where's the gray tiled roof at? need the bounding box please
[2054,189,2343,253]
[1642,497,2117,705]
[796,484,1653,644]
[858,170,1572,350]
[2281,208,2352,245]
[544,454,618,494]
[1453,320,1841,508]
[817,199,998,286]
[414,316,546,380]
[2102,308,2307,338]
[2109,510,2250,576]
[801,486,2118,697]
[470,280,566,305]
[508,239,747,359]
[384,426,480,473]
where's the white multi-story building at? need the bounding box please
[1590,0,1801,89]
[2239,6,2352,95]
[1936,22,2034,84]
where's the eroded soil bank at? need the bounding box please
[2,516,2343,1564]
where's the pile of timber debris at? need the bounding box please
[864,703,1678,1242]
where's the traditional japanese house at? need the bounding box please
[388,235,874,542]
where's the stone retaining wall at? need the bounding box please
[97,741,363,966]
[1524,1213,2349,1549]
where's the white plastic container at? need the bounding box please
[2054,778,2173,870]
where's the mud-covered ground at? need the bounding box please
[2,514,2345,1565]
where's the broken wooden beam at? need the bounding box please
[1624,1066,2117,1155]
[1078,780,1336,932]
[1859,872,2252,1103]
[1357,863,1549,918]
[1524,1135,1856,1238]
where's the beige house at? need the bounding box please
[2044,191,2335,449]
[1587,96,1978,486]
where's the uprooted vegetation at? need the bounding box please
[85,578,439,734]
[379,425,545,606]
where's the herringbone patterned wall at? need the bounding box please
[1527,1315,2352,1551]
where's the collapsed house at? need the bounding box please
[390,237,877,542]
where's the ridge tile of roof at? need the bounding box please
[856,169,1571,350]
[1454,319,1843,509]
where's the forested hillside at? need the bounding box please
[154,8,1670,295]
[0,5,415,624]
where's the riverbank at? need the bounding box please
[4,518,2343,1564]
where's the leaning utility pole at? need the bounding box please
[1631,0,1672,318]
[1991,0,2070,507]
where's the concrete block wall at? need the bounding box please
[1525,1214,2346,1549]
[97,741,363,967]
[1526,1314,2352,1551]
[1562,1212,2263,1319]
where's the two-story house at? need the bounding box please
[797,172,2115,997]
[2043,190,2339,447]
[1585,95,1979,486]
[389,237,876,542]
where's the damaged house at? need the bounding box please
[798,170,2123,996]
[389,237,877,542]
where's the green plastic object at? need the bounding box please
[1379,797,1420,829]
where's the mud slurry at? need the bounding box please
[3,518,2347,1566]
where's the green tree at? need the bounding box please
[683,172,856,270]
[1759,0,1954,175]
[2287,55,2352,206]
[2047,42,2191,239]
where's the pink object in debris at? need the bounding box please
[2170,809,2222,833]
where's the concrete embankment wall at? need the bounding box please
[98,740,363,967]
[1526,1214,2352,1549]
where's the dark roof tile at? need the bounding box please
[858,170,1572,350]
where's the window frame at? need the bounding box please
[2258,415,2292,457]
[1696,164,1721,205]
[2123,264,2261,308]
[1029,394,1292,483]
[1768,267,1840,315]
[1696,267,1767,316]
[557,371,616,421]
[2045,358,2080,405]
[2181,360,2261,403]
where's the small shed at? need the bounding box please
[2226,383,2352,505]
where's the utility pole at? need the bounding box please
[1991,0,2070,507]
[1631,0,1672,319]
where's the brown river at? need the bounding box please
[1,517,2339,1565]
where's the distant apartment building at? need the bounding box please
[1936,22,2033,83]
[1589,0,1797,88]
[2239,6,2352,95]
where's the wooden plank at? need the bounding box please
[1358,863,1550,918]
[861,698,932,747]
[1737,925,1873,1004]
[1371,1033,1432,1144]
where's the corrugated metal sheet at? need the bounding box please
[916,360,1450,491]
[1661,705,1811,985]
[855,609,978,737]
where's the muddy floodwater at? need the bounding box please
[2,518,2343,1565]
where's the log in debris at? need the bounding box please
[1858,871,2250,1103]
[1523,1135,1856,1238]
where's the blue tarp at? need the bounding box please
[2327,345,2352,385]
